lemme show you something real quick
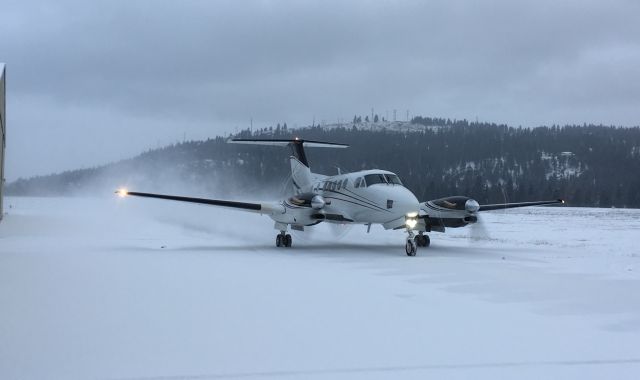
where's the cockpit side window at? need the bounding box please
[364,174,386,186]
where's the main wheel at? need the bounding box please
[276,234,283,247]
[423,235,430,247]
[414,236,424,247]
[405,240,417,256]
[284,234,292,247]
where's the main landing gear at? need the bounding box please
[414,233,430,247]
[276,232,292,248]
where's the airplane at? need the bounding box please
[116,138,564,256]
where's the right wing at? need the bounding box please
[116,190,284,215]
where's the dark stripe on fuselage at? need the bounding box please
[323,195,385,213]
[341,187,391,210]
[323,189,391,212]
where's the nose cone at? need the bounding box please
[389,186,420,216]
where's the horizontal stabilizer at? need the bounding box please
[229,138,348,168]
[228,139,349,149]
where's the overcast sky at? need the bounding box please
[2,0,639,180]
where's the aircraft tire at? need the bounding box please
[423,235,430,247]
[276,234,283,247]
[406,240,417,256]
[284,234,292,247]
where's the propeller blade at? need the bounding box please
[329,222,353,239]
[469,214,491,243]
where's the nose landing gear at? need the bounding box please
[406,230,430,256]
[405,239,417,256]
[405,230,417,256]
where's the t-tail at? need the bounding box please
[228,138,349,193]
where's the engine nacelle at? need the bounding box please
[288,192,325,209]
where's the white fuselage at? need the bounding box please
[309,169,419,226]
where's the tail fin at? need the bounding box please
[228,138,349,193]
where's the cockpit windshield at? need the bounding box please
[363,173,404,187]
[364,174,386,186]
[384,174,403,185]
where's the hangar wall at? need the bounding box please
[1,64,5,220]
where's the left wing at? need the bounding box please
[479,199,564,211]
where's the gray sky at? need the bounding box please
[2,0,639,181]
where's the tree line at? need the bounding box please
[7,118,640,208]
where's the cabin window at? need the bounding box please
[336,180,342,190]
[342,179,348,189]
[323,182,328,191]
[364,173,386,186]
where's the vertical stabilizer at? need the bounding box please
[228,138,349,195]
[290,156,313,193]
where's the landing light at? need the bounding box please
[406,212,418,218]
[406,218,417,229]
[116,188,128,197]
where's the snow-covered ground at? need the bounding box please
[1,196,640,380]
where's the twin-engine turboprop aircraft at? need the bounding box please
[117,138,563,256]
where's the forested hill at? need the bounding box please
[7,119,640,208]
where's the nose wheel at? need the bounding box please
[276,232,292,248]
[405,239,417,256]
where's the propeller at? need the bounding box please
[290,193,353,241]
[328,221,353,239]
[464,199,491,243]
[469,213,491,242]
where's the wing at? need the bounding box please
[116,190,283,215]
[479,199,564,211]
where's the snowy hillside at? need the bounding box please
[1,197,640,379]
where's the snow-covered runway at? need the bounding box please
[1,197,639,379]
